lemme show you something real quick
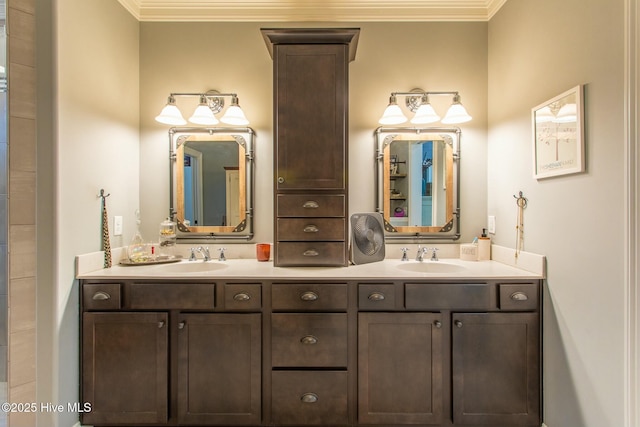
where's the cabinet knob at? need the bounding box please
[300,335,318,345]
[303,249,319,257]
[434,320,442,329]
[158,321,165,329]
[302,200,319,209]
[278,177,285,184]
[300,393,318,404]
[368,292,386,301]
[510,291,529,301]
[300,291,319,301]
[233,292,251,302]
[303,225,319,233]
[454,320,463,328]
[92,291,111,301]
[178,321,186,330]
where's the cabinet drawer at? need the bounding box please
[358,284,396,310]
[83,283,121,311]
[277,218,345,241]
[277,194,345,217]
[271,370,348,425]
[275,242,347,266]
[499,283,538,311]
[272,314,347,367]
[405,283,495,311]
[129,283,215,310]
[224,284,262,311]
[272,283,347,311]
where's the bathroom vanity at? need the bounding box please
[77,255,543,427]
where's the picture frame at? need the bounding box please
[531,85,584,179]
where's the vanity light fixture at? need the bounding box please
[155,90,249,126]
[378,89,472,125]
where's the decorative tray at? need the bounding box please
[119,255,183,266]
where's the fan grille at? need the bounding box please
[353,215,384,256]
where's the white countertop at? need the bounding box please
[76,245,545,281]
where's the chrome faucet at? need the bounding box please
[415,245,428,262]
[190,246,211,262]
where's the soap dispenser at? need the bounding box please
[477,228,491,261]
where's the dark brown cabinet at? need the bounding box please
[80,277,541,427]
[262,28,359,266]
[177,313,261,425]
[358,312,444,425]
[452,312,540,425]
[82,312,169,425]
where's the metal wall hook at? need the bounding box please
[99,189,111,201]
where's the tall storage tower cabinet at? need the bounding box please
[261,28,360,266]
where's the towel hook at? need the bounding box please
[513,191,527,208]
[99,189,111,201]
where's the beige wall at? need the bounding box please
[488,1,625,426]
[138,21,488,243]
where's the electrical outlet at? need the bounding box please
[487,215,496,234]
[114,216,123,236]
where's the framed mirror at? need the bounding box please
[375,127,460,241]
[169,127,255,242]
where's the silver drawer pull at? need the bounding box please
[303,249,319,257]
[510,291,529,301]
[434,320,442,329]
[300,291,319,301]
[233,292,251,302]
[278,176,285,184]
[303,225,319,233]
[92,291,111,301]
[301,393,318,404]
[368,292,386,301]
[178,321,186,330]
[302,201,319,209]
[300,335,318,345]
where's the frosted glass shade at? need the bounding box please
[379,104,408,125]
[155,102,186,125]
[221,105,249,125]
[189,103,219,125]
[410,103,441,124]
[441,100,472,124]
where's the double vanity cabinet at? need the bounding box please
[79,260,542,427]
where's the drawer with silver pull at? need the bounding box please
[224,284,262,311]
[277,218,345,241]
[82,283,122,311]
[275,242,346,266]
[499,283,538,311]
[271,370,348,425]
[358,284,396,311]
[272,283,347,311]
[272,313,347,367]
[277,194,345,218]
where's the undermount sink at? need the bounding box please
[396,261,467,274]
[151,260,228,274]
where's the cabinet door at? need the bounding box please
[452,312,540,425]
[275,44,347,191]
[81,312,168,425]
[358,312,444,424]
[178,313,261,425]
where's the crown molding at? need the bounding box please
[117,0,508,22]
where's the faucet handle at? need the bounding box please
[429,247,439,261]
[400,247,409,261]
[218,247,227,262]
[189,247,197,261]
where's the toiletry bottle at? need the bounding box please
[477,228,491,261]
[159,217,177,256]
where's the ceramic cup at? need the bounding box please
[256,243,271,262]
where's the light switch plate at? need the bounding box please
[114,216,123,236]
[487,215,496,234]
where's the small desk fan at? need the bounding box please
[349,213,385,265]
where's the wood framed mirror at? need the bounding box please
[375,127,460,241]
[169,127,255,242]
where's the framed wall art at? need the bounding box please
[531,85,584,179]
